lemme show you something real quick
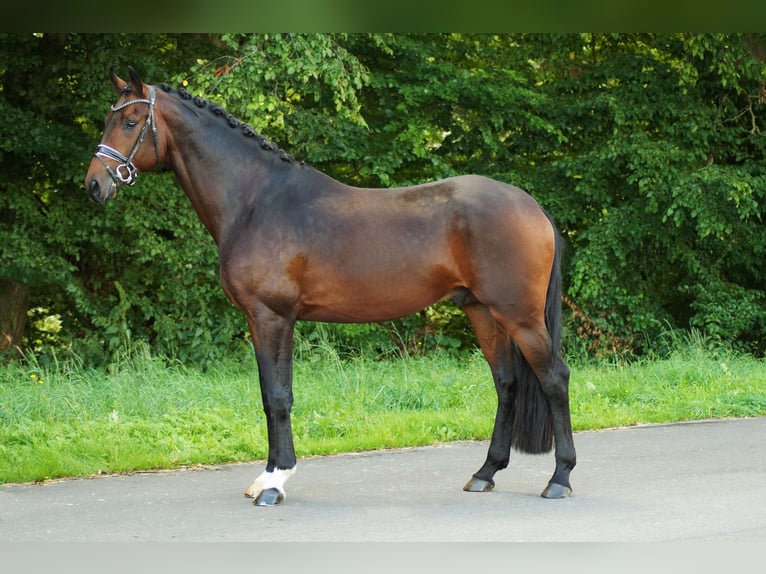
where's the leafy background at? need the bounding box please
[2,33,765,366]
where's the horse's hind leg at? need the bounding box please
[463,293,576,497]
[504,319,576,498]
[460,303,517,492]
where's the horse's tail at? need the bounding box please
[509,210,563,454]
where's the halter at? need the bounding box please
[94,85,159,187]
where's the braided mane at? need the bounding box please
[158,83,299,164]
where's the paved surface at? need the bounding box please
[1,417,765,542]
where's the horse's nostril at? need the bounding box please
[87,178,102,202]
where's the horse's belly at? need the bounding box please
[295,279,452,324]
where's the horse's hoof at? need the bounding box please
[463,476,495,492]
[254,487,285,506]
[541,482,572,499]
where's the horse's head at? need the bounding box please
[85,67,162,204]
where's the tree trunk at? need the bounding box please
[0,277,30,359]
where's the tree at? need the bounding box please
[0,33,229,364]
[0,277,29,358]
[519,34,766,356]
[2,33,765,364]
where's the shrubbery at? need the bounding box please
[2,33,765,366]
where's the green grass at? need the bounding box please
[1,340,765,485]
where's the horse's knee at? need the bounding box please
[261,389,293,418]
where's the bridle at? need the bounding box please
[94,85,159,187]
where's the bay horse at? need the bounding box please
[85,68,576,506]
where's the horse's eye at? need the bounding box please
[124,119,137,130]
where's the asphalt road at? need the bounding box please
[2,417,765,542]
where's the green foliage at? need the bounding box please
[523,33,766,356]
[0,34,236,366]
[2,33,766,364]
[176,33,370,168]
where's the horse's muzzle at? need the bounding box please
[86,176,116,204]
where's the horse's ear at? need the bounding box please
[127,66,147,97]
[110,68,128,94]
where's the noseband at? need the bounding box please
[94,85,159,187]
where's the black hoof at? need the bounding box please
[254,488,285,506]
[541,482,572,499]
[463,476,495,492]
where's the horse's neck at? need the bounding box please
[165,120,259,245]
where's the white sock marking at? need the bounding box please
[245,466,297,500]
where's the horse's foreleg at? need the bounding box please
[244,307,298,506]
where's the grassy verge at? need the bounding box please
[1,341,765,485]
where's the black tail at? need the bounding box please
[510,212,563,454]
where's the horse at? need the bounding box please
[85,67,576,506]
